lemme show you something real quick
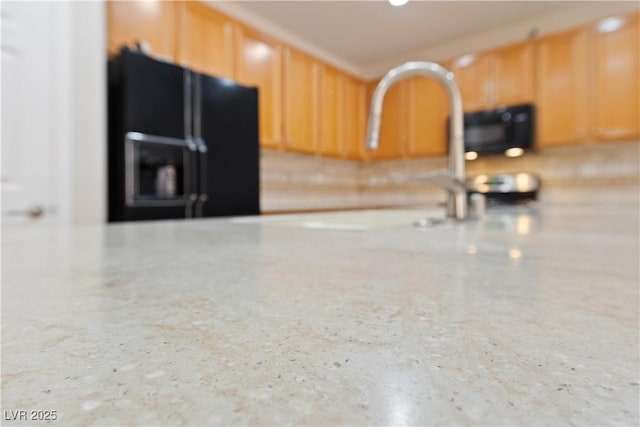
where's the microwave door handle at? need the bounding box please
[500,112,516,146]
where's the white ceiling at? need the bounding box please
[212,1,639,78]
[234,1,577,65]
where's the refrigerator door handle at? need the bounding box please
[194,138,208,218]
[185,142,198,218]
[184,69,198,218]
[192,73,208,218]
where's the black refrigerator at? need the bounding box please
[108,49,260,222]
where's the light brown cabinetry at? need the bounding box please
[342,77,367,160]
[175,1,234,79]
[319,71,367,159]
[366,80,407,160]
[107,0,176,59]
[492,41,535,106]
[283,48,321,154]
[108,3,639,160]
[365,76,448,160]
[449,54,492,112]
[590,13,640,142]
[536,28,589,147]
[234,26,283,149]
[449,41,534,112]
[406,77,448,157]
[319,66,342,157]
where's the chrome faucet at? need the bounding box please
[365,62,468,220]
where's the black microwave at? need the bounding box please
[462,104,535,155]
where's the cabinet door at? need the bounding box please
[536,28,589,147]
[234,26,282,149]
[283,48,320,154]
[342,77,367,160]
[493,41,535,106]
[319,66,342,157]
[590,13,640,142]
[450,54,491,112]
[176,2,234,79]
[107,0,176,60]
[367,80,407,160]
[406,77,448,157]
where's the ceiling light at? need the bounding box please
[455,54,475,68]
[389,0,409,6]
[596,17,624,33]
[504,147,524,158]
[247,43,270,61]
[465,151,478,161]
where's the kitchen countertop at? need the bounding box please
[2,186,639,426]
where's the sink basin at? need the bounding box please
[230,209,447,230]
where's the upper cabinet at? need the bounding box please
[406,77,448,157]
[367,80,408,160]
[319,70,367,159]
[536,28,589,147]
[319,65,342,157]
[175,2,234,79]
[492,41,535,106]
[107,0,176,60]
[590,13,640,142]
[449,41,534,112]
[283,48,321,154]
[342,77,367,160]
[449,54,492,112]
[234,25,283,149]
[108,4,639,159]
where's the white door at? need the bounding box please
[1,1,60,224]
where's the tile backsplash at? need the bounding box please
[261,140,639,212]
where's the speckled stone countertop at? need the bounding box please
[2,186,639,426]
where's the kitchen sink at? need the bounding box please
[230,209,448,230]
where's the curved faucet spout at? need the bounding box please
[365,61,467,220]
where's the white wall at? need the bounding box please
[69,1,106,224]
[23,1,105,225]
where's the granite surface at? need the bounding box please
[2,187,639,426]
